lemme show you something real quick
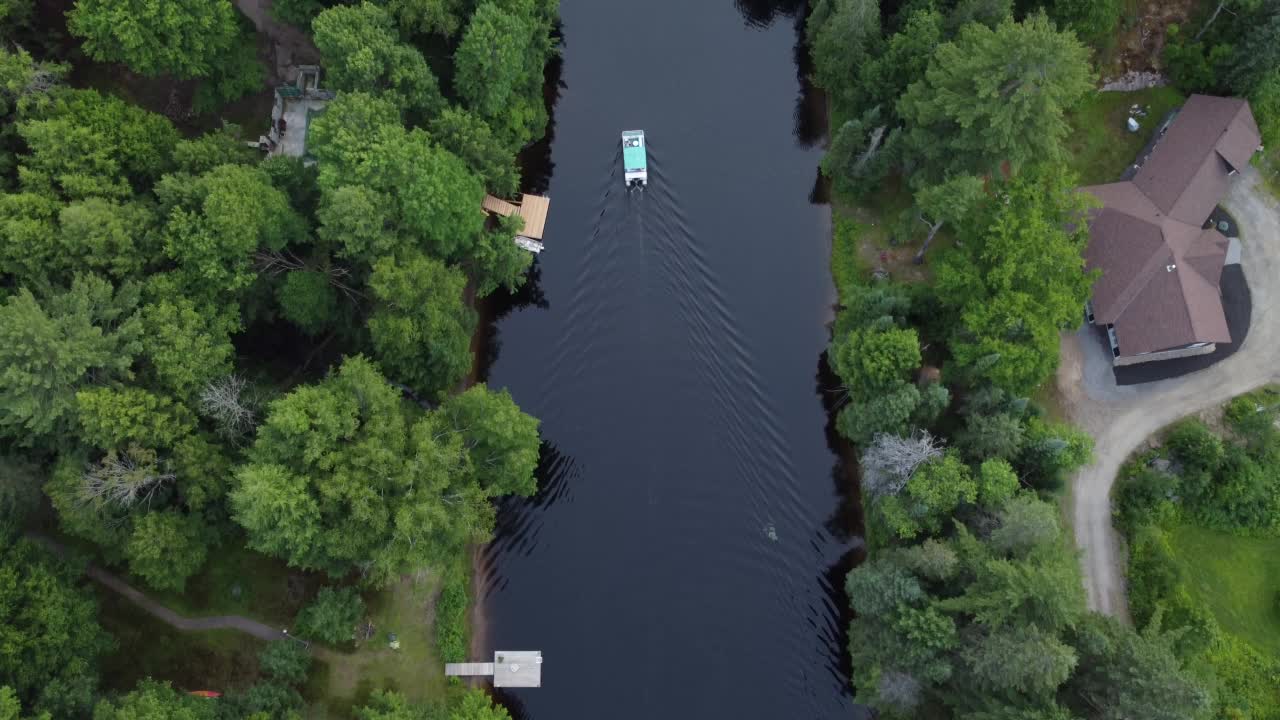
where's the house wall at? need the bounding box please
[1113,342,1216,366]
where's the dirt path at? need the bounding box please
[233,0,321,83]
[1056,166,1280,619]
[27,534,343,661]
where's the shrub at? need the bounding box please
[1164,420,1225,475]
[1114,464,1180,533]
[258,641,311,685]
[435,569,469,664]
[1126,524,1183,625]
[295,586,364,645]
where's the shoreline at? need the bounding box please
[463,283,494,687]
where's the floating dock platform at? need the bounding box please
[482,194,550,253]
[445,650,542,687]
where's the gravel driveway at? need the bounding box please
[1056,166,1280,619]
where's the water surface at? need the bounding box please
[478,2,863,717]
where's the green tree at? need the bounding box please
[258,641,312,686]
[91,679,217,720]
[368,252,476,395]
[821,108,902,198]
[384,0,475,36]
[429,106,521,196]
[309,98,488,261]
[858,9,943,120]
[961,624,1077,697]
[0,48,65,186]
[831,326,922,397]
[17,89,177,200]
[231,357,492,581]
[989,494,1060,558]
[1063,614,1211,720]
[944,546,1085,631]
[440,384,541,497]
[68,0,241,79]
[136,294,237,401]
[909,174,985,263]
[124,511,208,592]
[354,689,431,720]
[317,185,404,265]
[75,385,194,450]
[829,325,944,444]
[449,690,512,720]
[808,0,882,112]
[879,452,978,539]
[469,214,534,296]
[936,167,1095,395]
[1046,0,1121,43]
[957,411,1025,463]
[155,164,305,298]
[454,0,555,149]
[1,195,157,288]
[277,270,338,336]
[0,275,141,446]
[170,124,257,175]
[0,541,111,717]
[897,13,1092,180]
[295,586,364,644]
[312,2,445,116]
[0,456,42,540]
[976,458,1020,508]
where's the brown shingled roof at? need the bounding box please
[1080,95,1260,358]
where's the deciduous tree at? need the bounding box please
[295,586,364,644]
[231,357,493,581]
[67,0,241,79]
[313,2,445,116]
[440,384,541,497]
[454,0,554,149]
[17,89,177,200]
[368,252,475,395]
[155,164,305,298]
[124,510,209,592]
[0,541,110,718]
[92,679,218,720]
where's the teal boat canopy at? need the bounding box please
[621,130,647,187]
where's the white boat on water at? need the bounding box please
[621,130,647,188]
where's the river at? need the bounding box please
[475,1,865,717]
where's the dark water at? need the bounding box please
[477,1,865,717]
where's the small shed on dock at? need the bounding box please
[445,650,543,687]
[483,194,550,253]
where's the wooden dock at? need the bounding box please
[483,194,550,253]
[445,650,542,687]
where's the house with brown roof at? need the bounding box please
[1080,94,1261,366]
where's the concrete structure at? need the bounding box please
[483,194,551,253]
[445,650,543,687]
[257,66,334,162]
[1080,95,1262,365]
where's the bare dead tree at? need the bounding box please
[80,449,174,509]
[852,124,888,178]
[253,249,365,304]
[200,375,259,439]
[877,671,924,713]
[861,431,944,498]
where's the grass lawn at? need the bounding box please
[1167,524,1280,658]
[145,542,320,629]
[303,572,451,717]
[1064,86,1187,186]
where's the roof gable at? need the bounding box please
[1080,95,1253,356]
